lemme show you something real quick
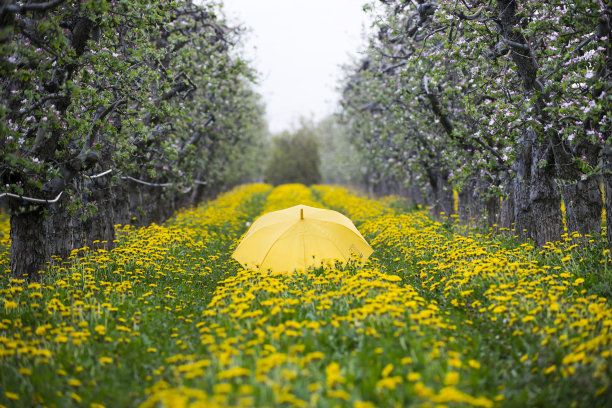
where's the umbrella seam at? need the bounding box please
[234,220,300,255]
[238,218,299,244]
[302,220,306,269]
[308,219,372,255]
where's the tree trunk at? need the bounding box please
[550,134,602,237]
[529,138,563,246]
[409,185,426,207]
[602,4,612,251]
[496,0,564,245]
[500,173,515,230]
[439,173,454,216]
[559,177,602,237]
[458,187,470,223]
[428,168,454,218]
[45,185,86,261]
[485,195,501,228]
[427,168,442,218]
[513,131,533,240]
[86,181,116,251]
[603,146,612,253]
[10,202,46,279]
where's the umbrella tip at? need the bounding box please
[300,208,304,220]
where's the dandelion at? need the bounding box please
[468,360,481,369]
[4,300,17,309]
[68,379,82,387]
[325,362,345,388]
[406,372,421,381]
[376,376,402,390]
[326,389,351,400]
[99,356,113,366]
[5,391,19,400]
[444,371,460,386]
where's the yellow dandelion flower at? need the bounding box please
[406,372,421,381]
[5,391,19,400]
[68,379,82,387]
[4,300,17,309]
[376,376,402,390]
[444,371,460,386]
[468,360,481,369]
[381,363,394,377]
[326,389,350,400]
[354,402,376,408]
[325,362,345,388]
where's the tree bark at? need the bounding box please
[496,0,565,246]
[458,177,480,224]
[10,203,46,279]
[485,194,501,228]
[428,168,454,218]
[559,177,602,237]
[602,5,612,252]
[458,187,471,223]
[513,131,533,240]
[86,180,116,251]
[549,132,602,237]
[45,196,81,261]
[529,137,563,246]
[500,173,515,230]
[603,146,612,252]
[439,170,455,216]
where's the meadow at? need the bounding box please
[0,184,610,407]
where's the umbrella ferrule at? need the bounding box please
[300,208,304,220]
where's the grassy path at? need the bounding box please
[0,183,610,407]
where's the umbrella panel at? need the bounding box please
[234,218,372,272]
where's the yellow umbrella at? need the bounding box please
[232,204,373,272]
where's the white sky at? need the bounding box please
[219,0,372,133]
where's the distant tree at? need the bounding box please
[317,115,364,186]
[265,123,321,186]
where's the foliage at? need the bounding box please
[0,183,610,407]
[264,121,321,186]
[0,0,268,278]
[0,0,265,212]
[338,0,611,238]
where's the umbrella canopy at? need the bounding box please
[232,204,373,272]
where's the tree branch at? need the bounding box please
[178,116,215,161]
[74,97,127,169]
[18,93,67,116]
[456,5,485,20]
[422,76,455,138]
[4,0,65,13]
[379,61,408,74]
[502,37,530,51]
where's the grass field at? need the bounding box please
[0,184,610,407]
